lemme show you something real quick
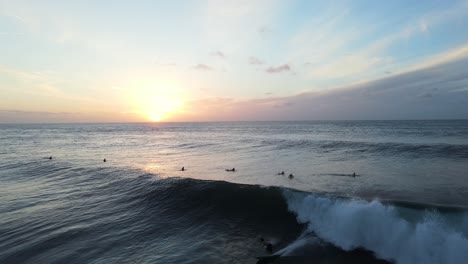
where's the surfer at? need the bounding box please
[259,237,273,253]
[181,166,185,171]
[265,243,273,252]
[226,168,236,172]
[103,158,106,162]
[288,173,293,179]
[278,171,285,175]
[49,156,52,160]
[352,172,356,177]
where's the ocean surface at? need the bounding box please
[1,120,468,264]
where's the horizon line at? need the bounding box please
[1,118,468,125]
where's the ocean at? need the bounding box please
[0,120,467,264]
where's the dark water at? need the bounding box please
[1,121,467,263]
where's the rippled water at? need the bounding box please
[1,121,467,263]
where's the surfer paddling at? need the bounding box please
[225,168,236,172]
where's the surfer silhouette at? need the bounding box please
[259,237,273,253]
[352,172,356,177]
[103,158,106,162]
[265,243,273,252]
[278,171,285,175]
[288,173,293,179]
[181,166,185,171]
[226,168,236,172]
[49,156,52,160]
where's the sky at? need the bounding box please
[1,0,468,123]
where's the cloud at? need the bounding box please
[309,55,389,79]
[265,64,291,73]
[172,55,468,121]
[0,67,46,80]
[404,44,468,72]
[249,56,264,65]
[0,67,64,95]
[419,20,428,33]
[4,53,468,123]
[258,26,269,34]
[272,101,295,108]
[199,0,285,53]
[211,51,225,59]
[192,64,213,71]
[286,1,468,84]
[418,92,433,99]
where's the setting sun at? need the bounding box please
[127,83,185,122]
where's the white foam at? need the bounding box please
[283,191,468,264]
[276,234,321,256]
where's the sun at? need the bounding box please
[127,83,185,122]
[149,114,163,122]
[143,95,184,122]
[140,94,184,122]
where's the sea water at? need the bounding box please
[1,121,467,263]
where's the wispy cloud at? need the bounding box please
[265,64,290,73]
[211,51,225,59]
[404,44,468,72]
[287,0,468,86]
[0,67,63,95]
[249,56,264,65]
[0,66,118,110]
[192,64,213,71]
[0,67,46,80]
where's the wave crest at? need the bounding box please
[283,191,468,264]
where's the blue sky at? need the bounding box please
[1,0,468,122]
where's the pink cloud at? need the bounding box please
[266,64,290,73]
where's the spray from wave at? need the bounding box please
[282,191,468,264]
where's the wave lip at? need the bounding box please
[283,191,468,264]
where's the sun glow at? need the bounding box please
[127,83,185,122]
